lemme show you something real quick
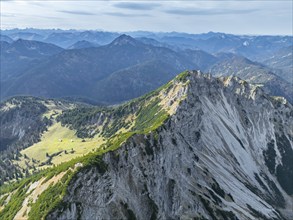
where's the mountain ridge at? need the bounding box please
[0,71,292,219]
[0,39,63,82]
[49,71,292,219]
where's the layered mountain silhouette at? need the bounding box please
[0,34,13,43]
[263,46,293,83]
[67,40,100,49]
[208,55,293,103]
[1,32,292,104]
[0,39,63,81]
[1,35,197,103]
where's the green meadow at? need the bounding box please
[19,122,105,168]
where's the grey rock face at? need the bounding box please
[48,72,293,220]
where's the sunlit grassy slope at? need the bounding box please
[9,98,105,170]
[19,122,105,168]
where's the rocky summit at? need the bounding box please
[46,71,292,220]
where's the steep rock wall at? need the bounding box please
[48,72,293,220]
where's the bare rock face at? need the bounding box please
[48,71,293,220]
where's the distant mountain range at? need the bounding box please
[0,34,13,43]
[1,30,120,48]
[1,35,197,103]
[2,29,291,56]
[1,29,292,104]
[208,55,293,103]
[67,40,100,49]
[0,39,63,81]
[263,46,293,83]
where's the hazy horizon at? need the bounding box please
[1,0,292,36]
[1,27,292,37]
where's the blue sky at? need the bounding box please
[1,0,292,35]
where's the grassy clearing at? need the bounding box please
[18,123,105,168]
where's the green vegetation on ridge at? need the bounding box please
[0,72,189,220]
[133,97,169,133]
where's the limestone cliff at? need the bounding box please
[47,71,293,220]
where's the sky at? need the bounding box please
[1,0,292,35]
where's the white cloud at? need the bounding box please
[0,0,292,35]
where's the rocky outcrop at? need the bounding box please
[48,71,293,220]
